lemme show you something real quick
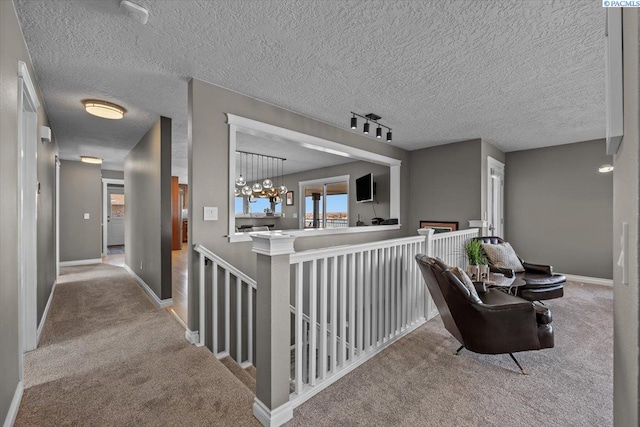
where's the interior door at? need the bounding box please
[487,157,505,238]
[107,186,125,246]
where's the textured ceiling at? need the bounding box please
[14,0,606,181]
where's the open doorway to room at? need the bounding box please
[102,178,125,266]
[169,177,189,326]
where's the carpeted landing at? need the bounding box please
[291,281,613,426]
[16,262,612,426]
[15,263,260,427]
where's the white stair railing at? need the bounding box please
[428,228,481,270]
[194,244,256,369]
[288,235,429,407]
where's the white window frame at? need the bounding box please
[226,114,401,242]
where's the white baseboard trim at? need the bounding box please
[3,381,23,427]
[59,258,102,267]
[36,281,57,345]
[123,264,173,308]
[561,273,613,286]
[185,329,200,345]
[253,398,293,427]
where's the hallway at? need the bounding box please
[15,263,258,426]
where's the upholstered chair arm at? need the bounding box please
[522,262,553,275]
[472,281,487,294]
[489,265,515,277]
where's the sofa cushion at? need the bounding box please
[450,267,480,301]
[481,242,525,273]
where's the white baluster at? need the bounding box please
[371,249,378,347]
[295,262,303,394]
[356,251,364,357]
[248,283,253,365]
[339,254,347,367]
[319,258,328,380]
[236,276,242,363]
[309,259,317,386]
[212,261,218,354]
[348,253,356,361]
[330,256,338,372]
[364,250,371,351]
[199,253,206,347]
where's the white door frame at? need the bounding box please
[102,178,125,254]
[487,156,505,238]
[17,61,40,357]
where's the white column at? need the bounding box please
[251,233,296,427]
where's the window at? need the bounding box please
[110,193,125,219]
[300,176,348,229]
[235,196,282,216]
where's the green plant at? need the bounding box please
[464,240,484,265]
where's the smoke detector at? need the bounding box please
[119,0,149,25]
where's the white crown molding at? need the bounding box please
[36,281,57,345]
[59,258,102,267]
[3,381,23,427]
[123,264,173,308]
[252,398,293,427]
[561,274,613,287]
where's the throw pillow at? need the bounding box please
[450,266,480,300]
[481,242,525,272]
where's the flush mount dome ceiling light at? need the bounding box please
[82,100,126,120]
[80,156,103,164]
[598,164,614,173]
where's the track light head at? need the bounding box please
[363,122,370,134]
[376,126,382,138]
[351,116,357,129]
[386,131,392,142]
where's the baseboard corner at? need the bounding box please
[3,381,23,427]
[253,398,293,427]
[123,264,173,309]
[185,329,200,345]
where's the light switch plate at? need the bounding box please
[203,206,218,221]
[84,213,90,219]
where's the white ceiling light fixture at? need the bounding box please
[80,156,103,164]
[119,0,149,25]
[598,164,614,173]
[83,99,126,120]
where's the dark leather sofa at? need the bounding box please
[474,236,565,301]
[415,254,554,373]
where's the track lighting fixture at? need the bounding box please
[349,112,392,143]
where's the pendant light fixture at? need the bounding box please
[349,112,392,143]
[252,154,263,193]
[235,152,246,186]
[262,156,273,189]
[278,157,288,195]
[241,153,252,196]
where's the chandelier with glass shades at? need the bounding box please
[235,151,287,202]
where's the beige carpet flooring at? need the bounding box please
[15,263,259,427]
[292,281,613,426]
[15,263,612,426]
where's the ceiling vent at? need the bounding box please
[119,0,149,25]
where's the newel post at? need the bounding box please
[251,233,296,427]
[418,228,435,257]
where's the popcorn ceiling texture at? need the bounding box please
[14,0,605,178]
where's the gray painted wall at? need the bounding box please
[613,8,639,426]
[0,0,56,421]
[125,117,172,300]
[188,79,412,330]
[505,140,613,278]
[101,169,124,180]
[408,139,482,232]
[59,160,102,262]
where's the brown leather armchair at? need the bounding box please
[415,255,554,374]
[474,236,565,301]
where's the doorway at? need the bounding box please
[487,157,505,238]
[18,62,39,358]
[102,178,125,255]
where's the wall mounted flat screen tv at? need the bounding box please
[356,173,373,203]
